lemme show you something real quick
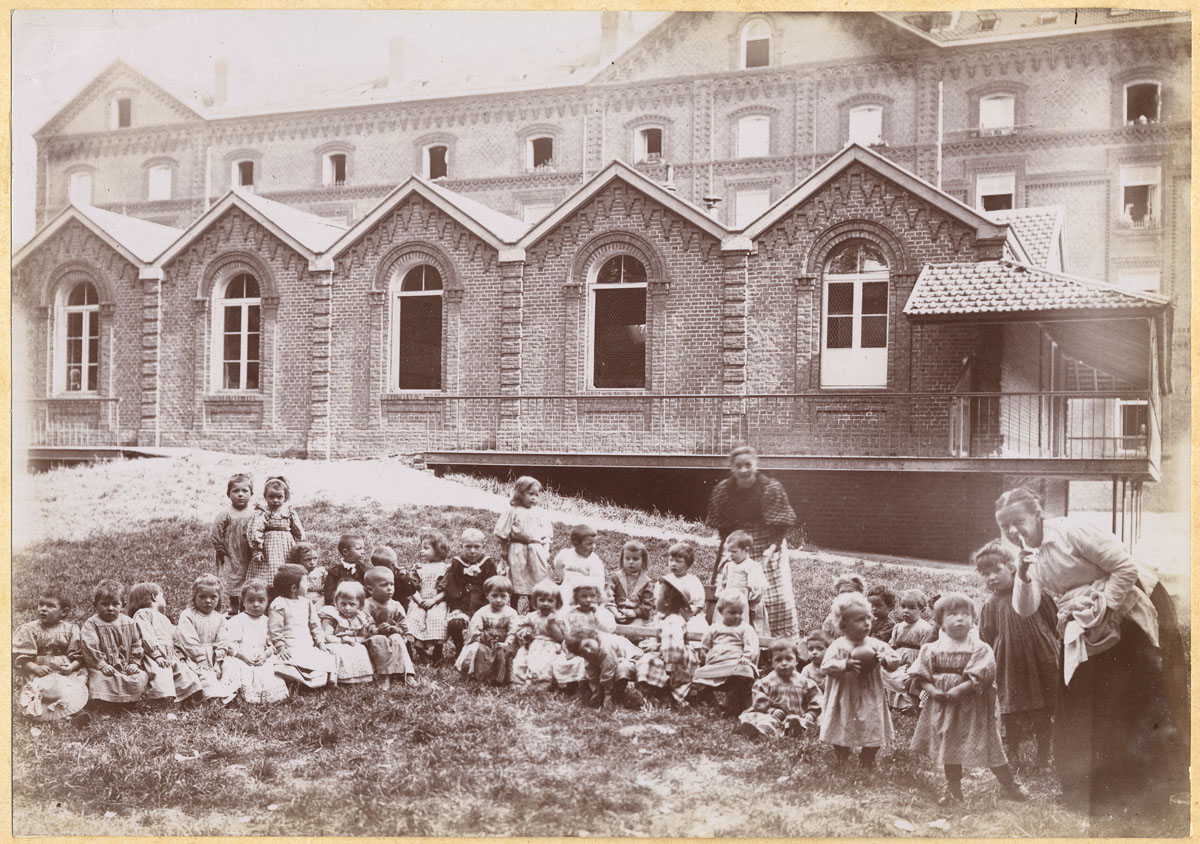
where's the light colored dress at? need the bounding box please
[210,503,255,599]
[716,557,770,636]
[636,613,698,704]
[818,635,899,748]
[406,562,449,643]
[177,607,240,701]
[512,610,562,687]
[551,605,617,686]
[267,596,335,688]
[909,630,1008,767]
[216,612,289,703]
[132,608,202,702]
[364,597,416,678]
[553,547,606,607]
[14,620,89,719]
[455,604,520,684]
[73,614,149,703]
[693,619,759,686]
[318,606,376,684]
[247,502,305,585]
[738,670,824,737]
[494,505,553,595]
[884,618,936,709]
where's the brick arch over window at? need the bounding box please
[39,260,117,309]
[804,220,911,277]
[197,251,279,303]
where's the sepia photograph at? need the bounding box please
[9,7,1192,837]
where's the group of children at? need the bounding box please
[16,473,1061,807]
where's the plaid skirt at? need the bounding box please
[247,530,294,585]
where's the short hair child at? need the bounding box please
[454,575,519,685]
[14,587,88,720]
[406,529,453,664]
[247,475,305,589]
[569,523,597,546]
[931,592,976,627]
[725,530,753,552]
[867,584,897,641]
[899,588,927,611]
[333,579,367,605]
[823,574,867,637]
[695,588,757,714]
[737,637,822,737]
[127,583,159,615]
[79,580,150,705]
[715,588,749,615]
[338,533,364,555]
[268,564,336,690]
[530,578,563,610]
[325,533,366,606]
[494,476,553,612]
[273,564,306,599]
[666,542,705,625]
[212,472,255,614]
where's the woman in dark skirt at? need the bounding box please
[706,445,799,641]
[994,487,1187,819]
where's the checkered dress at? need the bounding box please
[247,503,305,585]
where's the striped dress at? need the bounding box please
[247,503,305,584]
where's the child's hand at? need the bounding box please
[845,657,861,673]
[99,663,116,677]
[57,664,78,675]
[156,656,170,669]
[947,685,969,701]
[27,664,51,678]
[122,663,140,675]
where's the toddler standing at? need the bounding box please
[738,640,823,738]
[248,476,305,586]
[819,592,901,769]
[606,539,655,625]
[714,530,769,636]
[406,529,451,663]
[217,580,290,703]
[692,589,759,715]
[455,575,520,685]
[553,524,606,608]
[268,564,336,688]
[494,476,553,611]
[318,581,376,685]
[73,580,149,705]
[14,588,89,720]
[210,472,255,614]
[512,579,564,689]
[444,528,498,655]
[128,582,202,703]
[177,574,239,703]
[973,541,1059,769]
[884,589,936,713]
[362,566,417,689]
[909,592,1028,804]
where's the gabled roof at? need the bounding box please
[904,260,1168,321]
[876,9,1189,47]
[13,203,182,269]
[156,188,347,269]
[741,144,1008,243]
[987,206,1065,271]
[519,159,729,250]
[327,175,528,260]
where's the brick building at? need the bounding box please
[15,11,1186,559]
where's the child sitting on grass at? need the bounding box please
[248,476,305,586]
[822,574,866,638]
[319,581,377,686]
[800,629,831,687]
[14,588,89,721]
[362,566,417,690]
[74,580,149,707]
[494,476,553,612]
[554,523,606,609]
[268,564,335,689]
[606,539,655,625]
[909,591,1028,805]
[692,589,759,715]
[819,591,901,770]
[406,529,452,664]
[455,575,520,685]
[210,472,255,615]
[177,574,239,704]
[128,582,202,703]
[287,541,325,609]
[664,542,707,635]
[217,580,289,704]
[884,589,935,714]
[867,584,897,644]
[738,640,823,739]
[551,582,616,691]
[325,533,366,607]
[563,627,643,710]
[444,528,498,656]
[636,574,698,707]
[714,531,769,636]
[513,579,564,689]
[973,541,1058,770]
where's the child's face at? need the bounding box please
[979,561,1015,594]
[577,637,600,660]
[898,600,921,624]
[341,540,365,565]
[868,595,890,620]
[366,575,394,603]
[535,593,557,615]
[96,595,122,623]
[418,540,437,563]
[806,639,827,666]
[37,597,64,627]
[941,608,974,640]
[621,548,644,577]
[668,553,691,578]
[574,535,597,557]
[575,588,598,612]
[336,594,362,619]
[840,606,871,642]
[243,591,268,618]
[520,487,541,508]
[729,545,749,564]
[295,547,317,572]
[487,589,510,611]
[194,587,220,615]
[836,582,860,595]
[228,482,252,510]
[720,604,744,626]
[772,650,797,678]
[264,487,286,510]
[460,534,485,563]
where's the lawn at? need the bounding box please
[10,453,1188,837]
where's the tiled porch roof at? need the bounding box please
[904,260,1168,318]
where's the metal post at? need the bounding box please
[1111,477,1118,534]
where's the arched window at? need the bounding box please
[821,241,889,388]
[212,273,261,391]
[390,264,443,390]
[740,18,771,69]
[590,254,647,389]
[56,281,100,393]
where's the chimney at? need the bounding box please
[213,58,228,106]
[388,36,405,89]
[703,194,723,219]
[601,11,620,60]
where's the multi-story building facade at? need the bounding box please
[16,10,1188,559]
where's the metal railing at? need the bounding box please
[22,397,122,447]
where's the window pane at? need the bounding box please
[642,128,662,157]
[862,281,888,315]
[531,137,554,168]
[861,315,887,348]
[828,242,885,273]
[333,154,347,183]
[245,362,259,391]
[593,287,646,388]
[66,312,82,345]
[223,362,240,390]
[745,38,769,68]
[148,166,172,200]
[88,334,99,370]
[224,305,242,333]
[223,332,241,363]
[848,106,883,145]
[597,255,647,285]
[68,282,96,306]
[397,296,443,389]
[1122,185,1151,221]
[402,264,443,292]
[427,146,447,179]
[238,161,254,186]
[118,98,131,127]
[85,363,98,392]
[827,282,853,315]
[69,172,92,205]
[1126,83,1159,122]
[826,316,852,349]
[979,95,1014,129]
[246,305,260,334]
[737,116,769,158]
[982,193,1013,212]
[246,329,260,366]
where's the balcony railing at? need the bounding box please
[387,391,1157,462]
[22,397,122,447]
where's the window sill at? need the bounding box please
[204,392,264,404]
[44,393,111,401]
[382,391,445,402]
[1115,221,1162,233]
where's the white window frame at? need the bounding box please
[978,94,1015,134]
[422,144,449,180]
[820,260,889,389]
[587,255,648,391]
[147,165,172,201]
[634,127,664,163]
[736,115,770,159]
[322,152,348,187]
[1123,80,1161,124]
[734,188,771,229]
[847,105,884,146]
[976,171,1015,211]
[1116,398,1149,455]
[1117,267,1161,292]
[527,136,555,171]
[1118,164,1161,228]
[69,171,93,205]
[740,18,771,69]
[54,282,100,394]
[210,274,261,392]
[389,264,444,392]
[232,160,255,191]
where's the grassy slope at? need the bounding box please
[11,454,1187,837]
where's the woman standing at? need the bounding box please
[995,487,1186,819]
[706,446,799,641]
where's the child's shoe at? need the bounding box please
[1001,783,1030,802]
[405,673,419,687]
[937,791,963,808]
